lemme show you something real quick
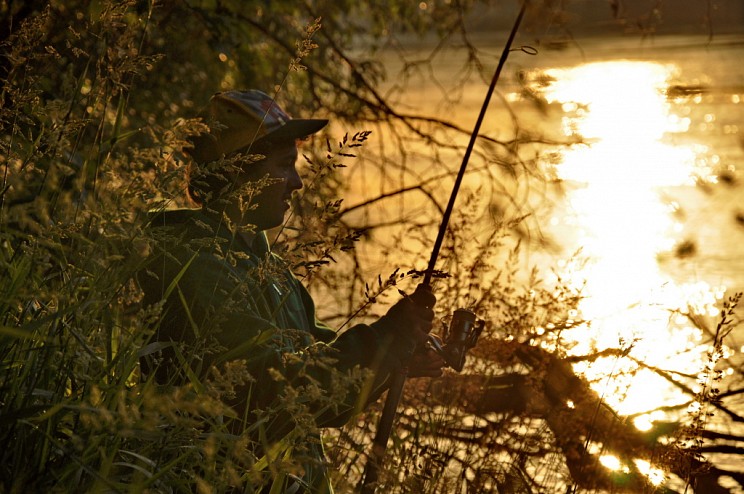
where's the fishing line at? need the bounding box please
[361,2,530,492]
[422,1,528,287]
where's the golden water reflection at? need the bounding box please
[537,61,726,416]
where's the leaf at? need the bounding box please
[136,341,174,358]
[119,450,157,468]
[0,325,46,342]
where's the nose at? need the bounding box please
[287,164,303,193]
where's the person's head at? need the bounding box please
[186,90,327,230]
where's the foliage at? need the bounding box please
[1,1,743,494]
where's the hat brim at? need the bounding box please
[259,118,329,144]
[188,118,329,164]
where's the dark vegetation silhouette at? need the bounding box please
[1,1,743,492]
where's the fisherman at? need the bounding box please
[140,89,444,493]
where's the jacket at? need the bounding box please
[139,208,400,493]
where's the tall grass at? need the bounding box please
[0,3,270,492]
[0,5,383,491]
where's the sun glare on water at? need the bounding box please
[537,61,725,415]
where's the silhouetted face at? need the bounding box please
[232,141,302,231]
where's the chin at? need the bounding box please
[246,204,288,231]
[259,214,287,231]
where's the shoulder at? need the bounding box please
[147,208,201,228]
[146,208,223,241]
[144,208,224,267]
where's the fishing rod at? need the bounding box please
[360,2,528,492]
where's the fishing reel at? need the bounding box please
[428,308,485,372]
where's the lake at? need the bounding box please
[362,33,744,425]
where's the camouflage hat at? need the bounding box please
[189,89,328,164]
